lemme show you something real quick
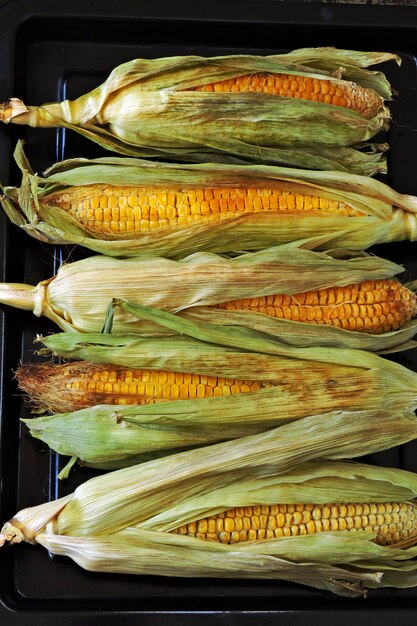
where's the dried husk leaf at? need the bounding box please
[34,530,381,597]
[37,454,417,537]
[0,50,398,173]
[139,460,417,532]
[1,245,415,351]
[3,141,417,257]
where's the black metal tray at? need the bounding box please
[1,1,417,624]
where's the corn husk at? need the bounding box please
[39,318,417,374]
[0,50,399,173]
[3,141,417,257]
[3,439,417,596]
[1,245,416,351]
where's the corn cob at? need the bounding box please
[193,73,381,118]
[172,501,417,547]
[41,183,364,238]
[217,279,417,335]
[0,50,398,173]
[16,361,265,412]
[4,142,417,258]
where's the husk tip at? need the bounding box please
[58,455,79,480]
[0,521,25,546]
[0,98,28,123]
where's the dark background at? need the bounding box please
[1,1,417,624]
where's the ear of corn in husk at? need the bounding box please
[28,297,417,471]
[16,339,416,413]
[1,246,417,351]
[4,432,417,596]
[0,50,399,173]
[23,323,417,470]
[3,142,417,257]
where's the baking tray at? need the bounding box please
[1,1,417,624]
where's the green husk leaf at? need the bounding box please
[39,324,417,389]
[184,307,417,353]
[3,141,417,257]
[58,455,79,480]
[21,401,417,470]
[111,293,417,353]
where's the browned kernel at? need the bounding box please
[192,72,381,118]
[217,279,417,335]
[17,361,260,413]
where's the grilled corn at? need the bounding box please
[0,49,398,173]
[1,248,416,354]
[3,444,417,596]
[3,142,417,257]
[19,336,417,469]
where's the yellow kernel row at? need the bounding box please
[193,72,381,118]
[30,362,263,410]
[172,501,417,546]
[217,280,417,335]
[43,184,362,237]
